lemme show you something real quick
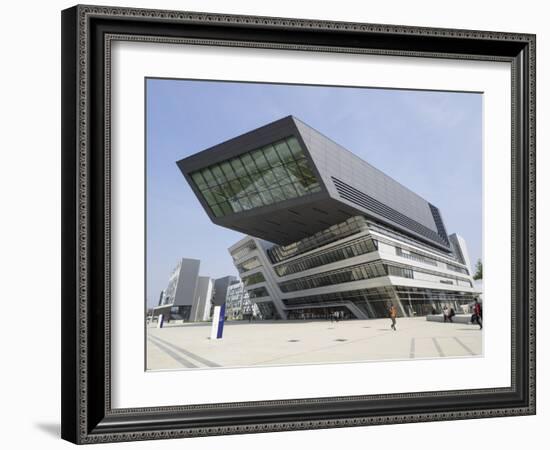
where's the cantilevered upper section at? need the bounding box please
[177,116,451,252]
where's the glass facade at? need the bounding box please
[241,272,266,286]
[224,281,259,320]
[189,136,321,218]
[282,286,477,319]
[395,286,477,317]
[268,216,369,263]
[161,263,181,305]
[255,301,280,320]
[287,307,352,320]
[167,305,192,321]
[230,240,257,261]
[279,261,387,293]
[372,221,470,274]
[236,256,262,273]
[395,247,438,266]
[446,262,470,275]
[279,258,471,293]
[386,265,414,279]
[248,286,270,298]
[368,220,454,258]
[282,286,397,318]
[274,236,378,276]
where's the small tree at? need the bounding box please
[473,259,483,280]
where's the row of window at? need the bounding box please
[389,261,471,287]
[386,265,414,279]
[242,272,266,286]
[236,256,262,273]
[367,220,454,258]
[268,216,369,263]
[278,257,471,293]
[190,136,321,218]
[278,261,387,293]
[371,223,469,274]
[274,236,378,277]
[395,247,438,266]
[247,286,270,299]
[230,240,257,261]
[255,301,279,319]
[332,177,449,248]
[282,286,478,319]
[395,246,470,275]
[225,285,257,319]
[282,286,396,307]
[446,263,470,275]
[395,286,477,303]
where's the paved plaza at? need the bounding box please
[146,317,482,371]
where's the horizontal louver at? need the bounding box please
[332,177,449,247]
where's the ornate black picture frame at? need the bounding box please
[61,4,536,444]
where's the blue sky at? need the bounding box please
[146,79,482,307]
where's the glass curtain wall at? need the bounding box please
[190,136,321,218]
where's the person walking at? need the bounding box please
[472,299,483,329]
[389,304,398,331]
[443,305,450,323]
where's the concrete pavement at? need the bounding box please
[146,317,482,371]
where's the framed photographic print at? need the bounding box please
[61,4,536,444]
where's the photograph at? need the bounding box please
[56,2,536,444]
[145,79,484,371]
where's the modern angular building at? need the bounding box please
[224,280,261,320]
[152,258,236,322]
[177,116,479,320]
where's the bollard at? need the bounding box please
[210,304,226,339]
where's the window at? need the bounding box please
[242,272,266,286]
[189,136,321,218]
[236,257,262,273]
[248,287,270,298]
[268,216,370,263]
[278,261,387,293]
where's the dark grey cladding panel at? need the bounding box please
[176,115,450,250]
[212,276,238,306]
[332,178,449,247]
[292,118,450,247]
[177,115,301,173]
[174,258,201,307]
[428,203,450,246]
[220,197,356,246]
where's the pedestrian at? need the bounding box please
[443,305,450,323]
[471,299,483,329]
[389,304,397,331]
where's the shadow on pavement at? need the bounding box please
[35,422,60,438]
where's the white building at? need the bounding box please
[229,217,478,320]
[224,280,261,320]
[178,117,481,320]
[152,258,229,322]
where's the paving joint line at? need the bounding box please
[147,337,198,369]
[149,333,221,367]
